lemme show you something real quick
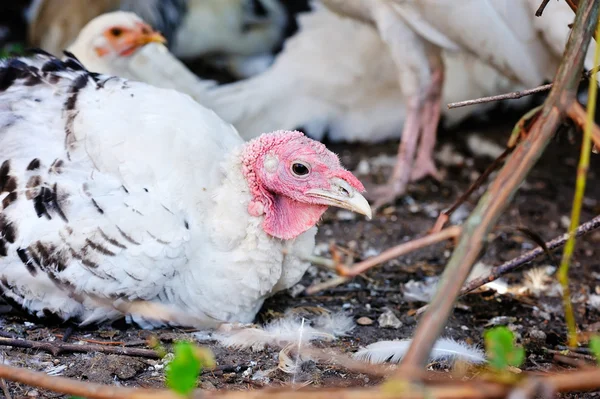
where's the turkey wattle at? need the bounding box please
[0,52,371,327]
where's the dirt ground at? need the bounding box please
[1,104,600,398]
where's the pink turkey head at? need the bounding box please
[241,130,371,240]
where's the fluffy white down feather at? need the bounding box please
[354,338,485,364]
[0,53,317,326]
[213,312,354,350]
[207,2,526,143]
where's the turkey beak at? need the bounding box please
[136,31,167,46]
[306,178,372,219]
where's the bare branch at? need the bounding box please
[305,226,461,295]
[448,66,600,110]
[0,336,161,359]
[399,0,600,370]
[536,0,552,16]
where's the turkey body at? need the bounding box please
[318,0,596,206]
[0,53,319,326]
[208,3,524,143]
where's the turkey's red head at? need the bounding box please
[242,131,371,240]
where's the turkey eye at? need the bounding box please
[291,162,310,177]
[110,28,123,37]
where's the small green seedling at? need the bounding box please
[166,341,215,395]
[589,336,600,365]
[484,326,525,371]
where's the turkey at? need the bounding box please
[67,11,217,105]
[0,52,371,327]
[27,0,287,78]
[320,0,597,208]
[65,9,524,141]
[207,3,525,143]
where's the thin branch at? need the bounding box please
[448,83,553,109]
[430,146,514,233]
[460,214,600,295]
[0,378,11,399]
[564,0,600,38]
[558,19,600,347]
[399,0,599,370]
[5,359,600,399]
[536,0,552,16]
[447,65,600,109]
[0,336,161,359]
[416,214,600,315]
[305,226,461,295]
[338,226,462,277]
[0,363,176,399]
[566,101,600,149]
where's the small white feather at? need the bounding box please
[353,337,485,364]
[311,312,355,337]
[214,318,335,351]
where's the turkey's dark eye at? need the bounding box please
[291,162,310,177]
[110,28,123,37]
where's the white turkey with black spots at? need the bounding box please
[0,51,371,327]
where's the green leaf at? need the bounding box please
[166,341,203,395]
[484,326,525,371]
[589,336,600,365]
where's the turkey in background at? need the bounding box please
[20,0,304,80]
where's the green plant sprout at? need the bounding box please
[484,326,525,371]
[589,336,600,365]
[166,340,215,395]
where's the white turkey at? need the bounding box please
[67,9,526,153]
[207,3,525,144]
[67,11,217,105]
[320,0,597,208]
[27,0,287,78]
[0,52,371,327]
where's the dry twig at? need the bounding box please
[305,226,461,294]
[536,0,552,16]
[430,147,514,233]
[447,66,600,109]
[0,336,161,359]
[0,378,11,399]
[399,0,599,370]
[4,360,600,399]
[416,214,600,316]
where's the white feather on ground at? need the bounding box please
[311,312,355,337]
[353,338,485,364]
[213,311,354,350]
[214,318,333,351]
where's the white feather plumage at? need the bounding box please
[207,2,526,143]
[0,53,328,326]
[353,338,486,364]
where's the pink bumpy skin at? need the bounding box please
[241,130,370,240]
